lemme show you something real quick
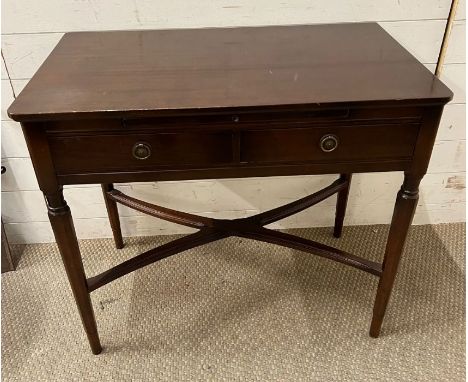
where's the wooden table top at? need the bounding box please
[8,23,452,122]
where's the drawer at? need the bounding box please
[48,130,233,174]
[240,123,420,164]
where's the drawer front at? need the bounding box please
[46,107,422,176]
[49,131,233,174]
[240,123,420,164]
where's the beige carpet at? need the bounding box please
[1,224,465,381]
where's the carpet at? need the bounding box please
[1,224,465,381]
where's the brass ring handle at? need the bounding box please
[132,142,152,160]
[320,134,339,152]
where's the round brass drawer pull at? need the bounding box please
[132,142,152,160]
[320,134,339,152]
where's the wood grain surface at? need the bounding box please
[8,23,452,122]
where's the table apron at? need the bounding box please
[55,160,412,186]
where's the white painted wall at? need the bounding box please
[1,0,466,244]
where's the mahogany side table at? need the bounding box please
[8,23,452,354]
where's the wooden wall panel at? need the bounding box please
[1,0,454,34]
[1,0,465,243]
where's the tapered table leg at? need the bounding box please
[333,174,352,238]
[102,183,124,249]
[46,189,102,354]
[370,173,421,337]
